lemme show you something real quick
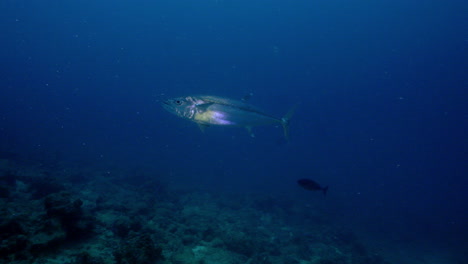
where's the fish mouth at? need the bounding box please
[162,101,174,112]
[162,100,173,108]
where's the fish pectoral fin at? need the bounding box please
[198,124,210,133]
[246,126,255,138]
[196,103,214,112]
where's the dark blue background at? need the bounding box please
[1,0,466,254]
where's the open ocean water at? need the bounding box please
[0,0,466,263]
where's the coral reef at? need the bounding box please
[113,233,163,264]
[0,158,394,264]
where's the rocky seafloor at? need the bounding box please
[0,157,392,264]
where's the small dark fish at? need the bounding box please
[297,179,329,196]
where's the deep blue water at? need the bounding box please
[1,0,467,259]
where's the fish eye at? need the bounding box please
[175,100,182,105]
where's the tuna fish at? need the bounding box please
[163,95,296,140]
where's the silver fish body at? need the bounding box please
[163,95,295,139]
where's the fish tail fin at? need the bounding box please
[323,186,329,196]
[281,104,299,141]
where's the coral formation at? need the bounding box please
[0,158,394,264]
[113,233,163,264]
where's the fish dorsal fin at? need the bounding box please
[241,92,254,102]
[198,124,209,133]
